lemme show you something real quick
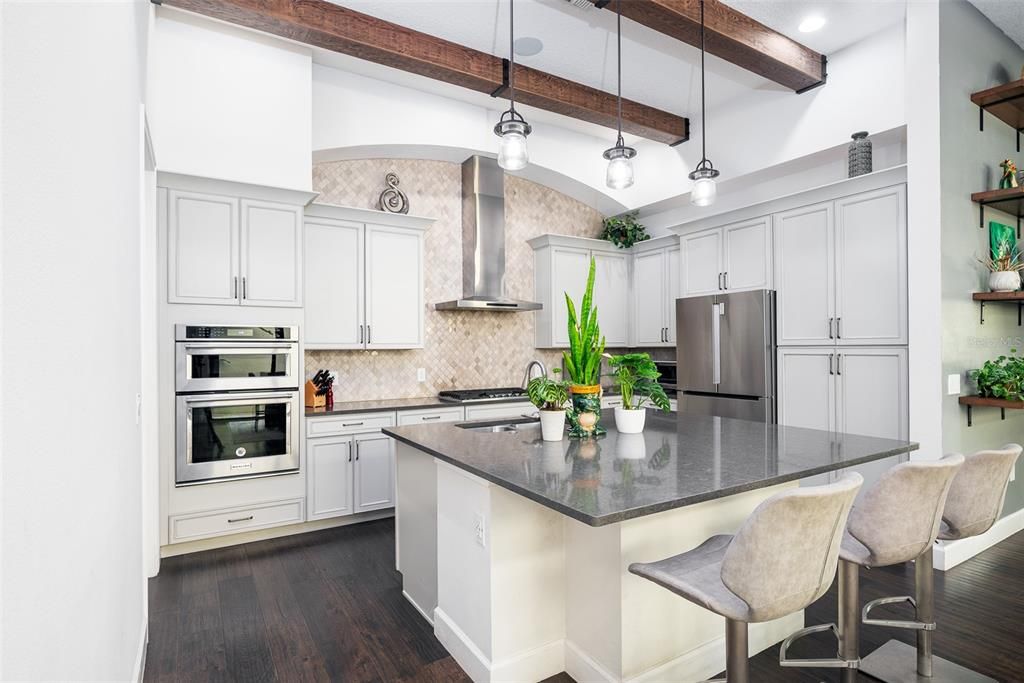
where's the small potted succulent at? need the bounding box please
[563,257,607,438]
[527,369,570,441]
[979,236,1024,292]
[605,353,671,434]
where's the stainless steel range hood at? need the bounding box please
[434,156,542,312]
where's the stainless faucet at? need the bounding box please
[521,359,547,389]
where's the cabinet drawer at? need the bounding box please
[306,411,396,437]
[397,406,465,425]
[601,396,624,409]
[464,401,535,421]
[170,498,304,543]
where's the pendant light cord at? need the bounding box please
[509,0,517,113]
[699,0,708,166]
[616,0,623,145]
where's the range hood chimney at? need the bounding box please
[434,156,542,312]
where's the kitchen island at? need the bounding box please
[384,411,917,683]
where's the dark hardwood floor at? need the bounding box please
[146,519,1024,682]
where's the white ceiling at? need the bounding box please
[967,0,1024,51]
[325,0,906,120]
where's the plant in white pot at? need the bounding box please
[979,237,1024,292]
[605,353,671,434]
[527,369,570,442]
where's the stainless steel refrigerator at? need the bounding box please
[675,289,776,422]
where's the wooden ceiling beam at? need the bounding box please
[155,0,689,144]
[590,0,826,93]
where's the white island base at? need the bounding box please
[396,443,802,683]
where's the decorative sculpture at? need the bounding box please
[999,159,1020,190]
[378,172,410,214]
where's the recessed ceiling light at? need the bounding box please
[798,15,826,33]
[514,37,544,57]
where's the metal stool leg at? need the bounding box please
[725,618,749,683]
[915,548,934,677]
[839,559,861,683]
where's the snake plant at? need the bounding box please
[563,257,606,386]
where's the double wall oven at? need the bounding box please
[175,324,300,485]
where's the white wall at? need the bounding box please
[148,7,313,191]
[1,1,149,680]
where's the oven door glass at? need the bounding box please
[177,392,298,484]
[176,343,298,392]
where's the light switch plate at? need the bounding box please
[417,368,426,383]
[474,513,486,547]
[947,374,961,396]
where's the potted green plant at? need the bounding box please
[978,236,1024,292]
[527,369,570,441]
[600,211,650,249]
[604,353,671,433]
[970,349,1024,401]
[563,257,606,437]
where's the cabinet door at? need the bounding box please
[464,401,535,421]
[632,250,667,346]
[777,348,836,433]
[593,251,630,347]
[365,225,423,348]
[354,434,395,512]
[834,186,908,346]
[774,203,835,346]
[240,199,303,307]
[167,190,239,305]
[550,247,592,347]
[666,246,680,344]
[307,436,353,521]
[835,347,909,498]
[680,228,723,298]
[304,219,364,348]
[723,217,771,292]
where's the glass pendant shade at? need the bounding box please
[690,176,717,206]
[603,144,637,190]
[495,119,530,171]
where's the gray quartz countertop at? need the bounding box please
[383,411,918,527]
[305,395,531,417]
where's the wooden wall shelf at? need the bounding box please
[971,291,1024,325]
[972,78,1024,152]
[971,187,1024,234]
[959,395,1024,426]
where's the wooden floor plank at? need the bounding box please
[147,520,1024,683]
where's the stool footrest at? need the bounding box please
[779,623,860,669]
[862,595,936,631]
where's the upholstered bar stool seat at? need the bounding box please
[860,445,1021,683]
[629,473,863,683]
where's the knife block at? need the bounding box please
[304,380,325,409]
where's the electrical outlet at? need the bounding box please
[135,393,142,425]
[947,374,961,396]
[474,513,486,547]
[417,367,426,383]
[330,369,341,388]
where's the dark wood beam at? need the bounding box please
[155,0,689,144]
[589,0,826,93]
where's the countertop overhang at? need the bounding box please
[384,411,919,527]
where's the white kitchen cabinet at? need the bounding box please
[162,174,316,308]
[774,186,907,347]
[547,246,590,348]
[306,436,354,521]
[397,406,465,425]
[680,217,770,298]
[303,204,432,350]
[365,224,424,348]
[167,189,239,305]
[304,219,363,348]
[593,251,630,347]
[680,228,722,297]
[631,241,680,347]
[834,186,908,346]
[777,348,836,433]
[354,433,395,512]
[464,401,535,421]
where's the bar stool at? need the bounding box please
[781,454,963,683]
[628,473,863,683]
[859,444,1021,682]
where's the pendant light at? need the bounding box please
[494,0,531,171]
[688,0,720,206]
[603,0,637,190]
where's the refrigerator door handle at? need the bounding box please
[712,302,723,385]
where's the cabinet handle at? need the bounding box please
[342,421,364,427]
[233,276,238,299]
[367,325,371,344]
[422,415,441,421]
[717,273,723,290]
[359,325,364,344]
[355,443,360,461]
[227,515,254,524]
[242,276,247,300]
[828,317,834,339]
[348,442,352,462]
[723,272,728,290]
[829,353,834,375]
[836,317,841,339]
[836,353,842,375]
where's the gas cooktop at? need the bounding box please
[438,387,528,404]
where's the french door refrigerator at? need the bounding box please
[675,289,776,422]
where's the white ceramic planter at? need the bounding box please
[614,406,647,434]
[989,271,1021,292]
[539,410,566,441]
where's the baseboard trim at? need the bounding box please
[434,608,491,683]
[132,620,149,683]
[564,640,617,683]
[402,590,434,626]
[933,507,1024,571]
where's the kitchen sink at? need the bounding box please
[457,417,539,433]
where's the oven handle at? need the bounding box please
[181,343,295,352]
[180,391,298,408]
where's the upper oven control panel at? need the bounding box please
[175,325,298,342]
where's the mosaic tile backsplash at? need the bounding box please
[306,158,669,400]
